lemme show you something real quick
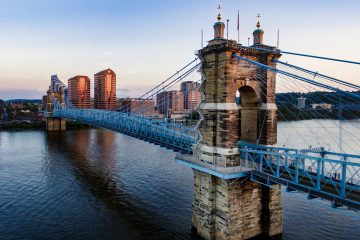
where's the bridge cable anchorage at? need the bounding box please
[234,54,360,103]
[274,60,360,90]
[241,46,360,65]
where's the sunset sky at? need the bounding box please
[0,0,359,99]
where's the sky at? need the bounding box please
[0,0,359,100]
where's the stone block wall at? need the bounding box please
[191,38,283,239]
[192,170,282,240]
[46,118,66,131]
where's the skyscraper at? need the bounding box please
[180,81,201,110]
[94,69,116,110]
[156,90,185,116]
[68,76,91,109]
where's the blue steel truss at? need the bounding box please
[53,108,198,154]
[238,141,360,210]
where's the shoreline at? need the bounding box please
[0,121,92,131]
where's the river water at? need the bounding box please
[0,120,359,240]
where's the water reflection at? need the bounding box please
[45,130,200,240]
[1,128,359,240]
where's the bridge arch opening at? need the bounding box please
[238,86,259,143]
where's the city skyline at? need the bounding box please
[0,0,359,99]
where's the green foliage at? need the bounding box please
[185,111,200,120]
[0,121,45,130]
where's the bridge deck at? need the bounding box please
[239,141,360,210]
[252,169,360,210]
[53,109,198,154]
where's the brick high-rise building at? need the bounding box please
[180,81,201,110]
[117,98,157,116]
[130,99,157,116]
[68,76,91,108]
[94,69,116,110]
[156,90,184,115]
[117,98,132,112]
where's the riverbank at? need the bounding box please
[0,120,92,131]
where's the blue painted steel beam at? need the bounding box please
[251,170,359,210]
[175,159,249,179]
[53,108,198,154]
[238,142,360,210]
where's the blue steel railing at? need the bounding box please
[53,108,198,153]
[238,141,360,210]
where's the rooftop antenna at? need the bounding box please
[217,4,221,21]
[226,19,229,39]
[277,29,280,49]
[248,37,250,46]
[237,10,240,43]
[201,29,203,48]
[256,13,261,28]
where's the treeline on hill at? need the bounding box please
[4,99,42,104]
[276,91,360,106]
[276,91,360,121]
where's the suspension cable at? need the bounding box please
[274,60,360,90]
[240,46,360,65]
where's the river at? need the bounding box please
[0,120,359,240]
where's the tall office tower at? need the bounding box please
[68,76,91,109]
[156,90,185,116]
[173,91,185,112]
[94,69,116,110]
[156,91,176,115]
[130,99,157,116]
[180,81,201,110]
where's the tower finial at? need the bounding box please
[217,4,221,21]
[256,13,261,28]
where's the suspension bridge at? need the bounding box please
[44,14,360,240]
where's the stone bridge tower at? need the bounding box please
[45,86,66,131]
[191,14,282,240]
